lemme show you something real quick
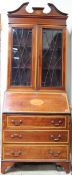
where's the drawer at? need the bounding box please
[6,115,69,130]
[3,144,69,161]
[3,130,69,143]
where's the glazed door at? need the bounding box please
[38,26,65,90]
[8,25,36,90]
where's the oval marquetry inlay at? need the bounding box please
[30,99,44,106]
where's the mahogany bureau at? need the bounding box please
[1,3,71,174]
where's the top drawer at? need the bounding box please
[3,114,70,130]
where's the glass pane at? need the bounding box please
[41,29,62,87]
[11,28,32,86]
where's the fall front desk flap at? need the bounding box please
[3,91,70,114]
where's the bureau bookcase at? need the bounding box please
[1,3,71,173]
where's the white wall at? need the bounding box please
[0,0,72,110]
[71,32,72,106]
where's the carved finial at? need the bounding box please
[32,7,44,15]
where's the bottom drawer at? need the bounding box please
[3,144,68,161]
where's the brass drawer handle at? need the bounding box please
[11,133,22,138]
[11,119,23,126]
[51,120,63,126]
[11,151,22,157]
[48,150,61,157]
[50,134,61,141]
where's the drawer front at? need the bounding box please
[3,130,69,143]
[7,115,68,130]
[3,144,68,161]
